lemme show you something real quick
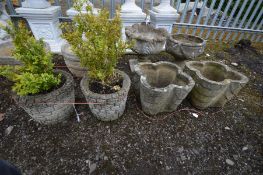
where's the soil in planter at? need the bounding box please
[89,76,123,94]
[0,46,12,57]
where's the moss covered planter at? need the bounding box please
[80,70,131,121]
[15,70,75,125]
[125,23,168,55]
[134,61,195,115]
[61,43,87,77]
[185,61,249,109]
[166,34,206,59]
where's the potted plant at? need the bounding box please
[0,22,75,125]
[61,1,131,121]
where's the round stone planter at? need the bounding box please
[125,23,168,55]
[0,39,13,58]
[80,70,131,121]
[134,61,195,115]
[15,70,75,125]
[61,43,87,77]
[185,61,249,109]
[166,34,206,59]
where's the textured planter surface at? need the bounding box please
[134,61,195,115]
[166,34,206,59]
[0,40,13,58]
[81,70,131,121]
[125,23,168,55]
[61,43,87,77]
[185,61,249,109]
[15,70,75,125]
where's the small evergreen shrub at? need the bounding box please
[60,0,129,85]
[0,22,61,96]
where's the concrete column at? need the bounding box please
[120,0,146,40]
[150,0,180,33]
[16,1,64,53]
[0,0,10,42]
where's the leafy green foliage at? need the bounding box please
[61,0,129,84]
[0,22,61,96]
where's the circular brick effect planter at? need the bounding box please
[80,70,131,121]
[61,43,87,77]
[15,69,75,125]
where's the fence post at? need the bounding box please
[120,0,146,40]
[149,0,180,33]
[15,0,64,53]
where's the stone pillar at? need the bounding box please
[120,0,146,40]
[0,0,10,43]
[67,1,99,18]
[149,0,180,33]
[15,0,64,53]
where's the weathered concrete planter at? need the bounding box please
[185,61,249,109]
[134,61,195,115]
[125,23,168,55]
[166,34,206,59]
[80,70,131,121]
[0,40,13,58]
[61,43,87,77]
[15,70,75,125]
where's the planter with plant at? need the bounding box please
[0,22,75,125]
[61,1,131,121]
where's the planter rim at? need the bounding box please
[61,42,79,61]
[80,69,131,98]
[16,69,73,100]
[168,33,206,47]
[185,61,249,85]
[135,61,195,92]
[125,23,168,42]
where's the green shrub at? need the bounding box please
[0,22,61,96]
[60,0,129,85]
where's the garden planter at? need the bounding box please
[80,70,131,121]
[133,61,195,115]
[61,43,87,77]
[0,40,13,58]
[166,34,206,59]
[185,61,249,109]
[125,23,168,55]
[15,69,75,125]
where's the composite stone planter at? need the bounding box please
[166,34,206,59]
[61,43,87,77]
[80,70,131,121]
[15,70,75,125]
[125,23,168,55]
[134,61,195,115]
[185,61,249,109]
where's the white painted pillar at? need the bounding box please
[120,0,146,40]
[0,0,10,42]
[15,0,64,53]
[150,0,180,33]
[67,1,99,18]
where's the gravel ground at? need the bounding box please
[0,43,262,174]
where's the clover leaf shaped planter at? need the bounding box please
[166,34,206,59]
[15,70,75,125]
[125,23,168,55]
[61,43,87,77]
[185,61,249,109]
[133,61,195,115]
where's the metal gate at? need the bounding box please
[5,0,263,42]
